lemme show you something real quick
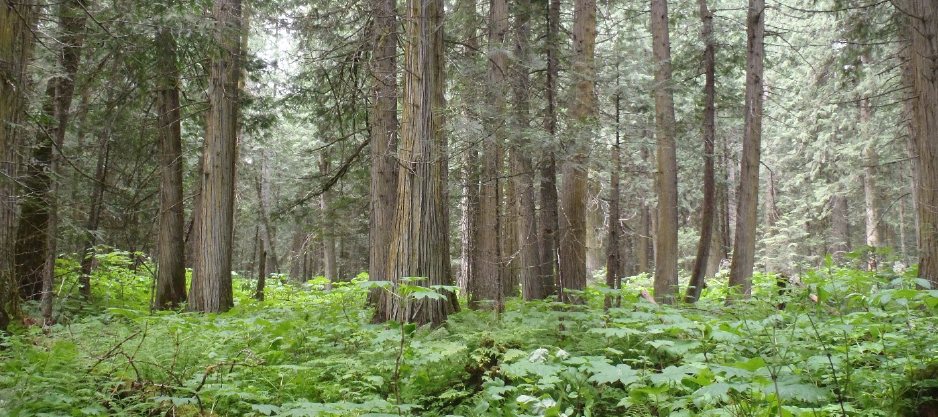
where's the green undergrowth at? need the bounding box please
[2,251,938,416]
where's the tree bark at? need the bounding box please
[606,85,622,309]
[863,144,880,269]
[470,0,509,311]
[188,0,241,313]
[155,28,187,309]
[556,0,595,304]
[686,0,716,303]
[374,0,458,325]
[901,0,938,286]
[727,0,765,301]
[512,0,541,301]
[0,0,36,330]
[651,0,679,303]
[538,0,560,298]
[369,0,398,289]
[830,188,850,261]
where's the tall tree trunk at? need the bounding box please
[513,0,541,301]
[763,169,779,273]
[686,0,716,303]
[650,0,679,303]
[14,0,86,322]
[557,0,595,304]
[15,0,86,303]
[255,245,266,300]
[0,0,36,330]
[606,86,622,309]
[188,0,241,313]
[902,0,938,286]
[319,153,337,289]
[374,0,458,325]
[585,182,604,274]
[471,0,508,311]
[727,0,765,301]
[830,188,850,261]
[538,0,560,297]
[503,171,519,297]
[637,201,651,274]
[289,222,306,280]
[155,29,187,309]
[78,133,109,298]
[369,0,398,289]
[257,151,279,273]
[185,153,203,269]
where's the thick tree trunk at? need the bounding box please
[727,0,764,301]
[470,0,508,310]
[0,0,36,330]
[686,0,716,303]
[188,0,241,313]
[650,0,679,303]
[155,29,187,309]
[369,0,398,289]
[538,0,560,298]
[556,0,595,304]
[512,0,542,301]
[902,0,938,286]
[78,133,110,298]
[374,0,458,325]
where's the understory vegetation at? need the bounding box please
[2,250,937,416]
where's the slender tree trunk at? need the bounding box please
[188,0,241,313]
[369,0,398,289]
[255,246,266,300]
[899,196,909,262]
[503,172,519,297]
[585,181,604,274]
[319,153,337,289]
[606,86,622,309]
[374,0,458,325]
[538,0,560,298]
[650,0,679,303]
[727,0,765,301]
[902,0,938,286]
[763,169,778,273]
[155,29,187,309]
[471,0,508,311]
[0,0,36,330]
[289,222,305,280]
[257,151,279,273]
[185,153,203,269]
[830,188,850,261]
[863,144,880,269]
[686,0,716,303]
[78,133,110,297]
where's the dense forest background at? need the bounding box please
[1,0,938,414]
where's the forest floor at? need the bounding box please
[1,251,937,416]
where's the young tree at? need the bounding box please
[727,0,765,300]
[0,0,36,330]
[188,0,242,313]
[155,28,187,309]
[685,0,716,303]
[650,0,679,303]
[374,0,458,325]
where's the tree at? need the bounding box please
[470,0,508,310]
[685,0,716,303]
[15,0,87,322]
[368,0,398,292]
[511,0,544,301]
[556,0,596,303]
[650,0,678,303]
[188,0,242,313]
[727,0,765,300]
[538,0,560,297]
[0,0,36,330]
[374,0,458,325]
[901,0,938,286]
[155,28,187,309]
